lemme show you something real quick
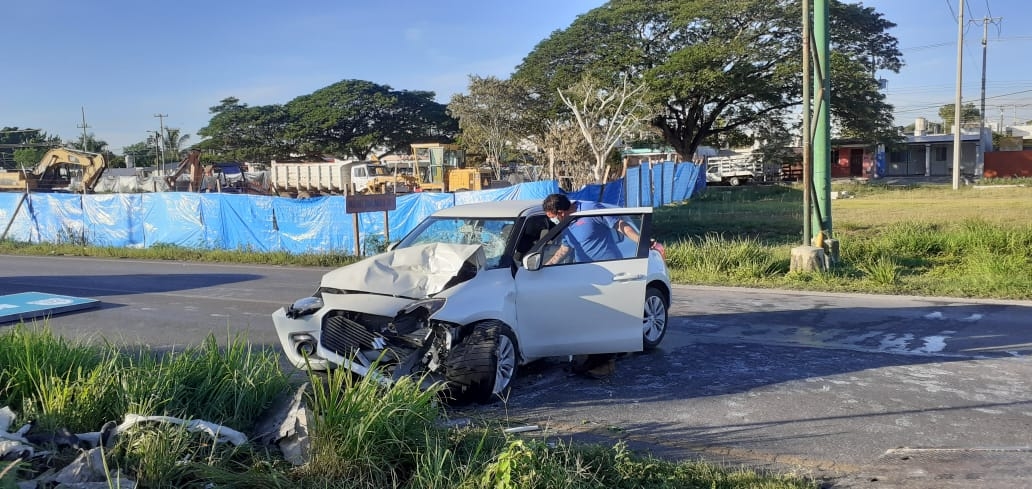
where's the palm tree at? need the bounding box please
[162,128,191,159]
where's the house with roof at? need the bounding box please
[882,119,989,178]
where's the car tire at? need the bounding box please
[444,321,518,404]
[728,176,741,186]
[643,286,668,350]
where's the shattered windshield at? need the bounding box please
[398,217,516,269]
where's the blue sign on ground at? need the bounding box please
[0,292,100,324]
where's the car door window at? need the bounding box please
[542,213,644,266]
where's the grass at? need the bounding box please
[654,182,1032,299]
[0,326,817,489]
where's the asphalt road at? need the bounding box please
[3,255,1031,488]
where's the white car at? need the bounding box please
[272,199,670,403]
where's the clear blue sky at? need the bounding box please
[3,1,1028,155]
[2,0,604,154]
[864,0,1032,128]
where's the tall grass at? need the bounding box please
[656,184,1032,299]
[0,326,288,433]
[300,366,446,487]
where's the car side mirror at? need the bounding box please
[522,252,543,271]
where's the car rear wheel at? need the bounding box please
[643,286,668,350]
[444,321,518,404]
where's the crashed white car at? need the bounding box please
[272,199,670,403]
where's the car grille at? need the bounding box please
[321,315,384,355]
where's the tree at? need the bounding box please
[198,97,291,162]
[161,128,191,160]
[448,76,535,179]
[122,141,158,167]
[0,128,61,169]
[938,103,980,130]
[513,0,903,160]
[557,75,650,183]
[284,80,456,159]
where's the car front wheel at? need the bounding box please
[643,286,668,350]
[444,321,518,404]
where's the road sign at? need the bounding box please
[345,193,397,214]
[0,292,100,324]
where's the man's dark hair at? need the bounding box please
[542,193,571,213]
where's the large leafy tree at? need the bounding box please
[513,0,903,160]
[198,97,292,162]
[284,80,456,159]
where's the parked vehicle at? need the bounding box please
[705,154,764,186]
[270,159,417,196]
[271,199,670,403]
[409,143,489,192]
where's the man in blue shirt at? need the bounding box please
[541,194,639,265]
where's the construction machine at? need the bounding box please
[409,143,485,192]
[0,148,108,193]
[165,149,204,191]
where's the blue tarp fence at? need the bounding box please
[0,162,704,254]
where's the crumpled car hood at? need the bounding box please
[321,242,485,299]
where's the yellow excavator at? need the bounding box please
[0,148,108,193]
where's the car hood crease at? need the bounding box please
[321,242,485,299]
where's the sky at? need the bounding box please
[2,1,1029,155]
[863,0,1032,130]
[1,0,604,154]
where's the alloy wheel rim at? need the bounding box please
[494,335,516,394]
[643,295,666,341]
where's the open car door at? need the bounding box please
[514,208,651,359]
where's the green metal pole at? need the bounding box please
[813,0,832,238]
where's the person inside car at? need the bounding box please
[541,193,639,266]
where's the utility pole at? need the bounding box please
[77,107,90,152]
[951,4,964,190]
[813,0,832,238]
[801,0,812,247]
[979,17,1003,140]
[154,113,168,167]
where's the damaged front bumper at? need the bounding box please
[272,292,453,378]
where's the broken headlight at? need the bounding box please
[400,298,446,317]
[285,296,324,319]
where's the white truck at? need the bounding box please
[270,159,416,196]
[704,154,765,186]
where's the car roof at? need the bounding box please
[431,199,543,218]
